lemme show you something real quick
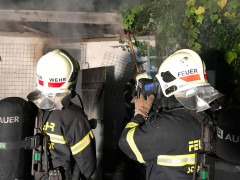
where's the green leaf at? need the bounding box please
[190,29,199,39]
[217,19,222,24]
[203,0,213,9]
[185,9,192,17]
[121,45,127,51]
[227,0,240,11]
[123,23,129,29]
[183,18,193,29]
[193,27,200,34]
[217,0,227,9]
[123,17,128,24]
[224,12,236,22]
[237,43,240,52]
[190,7,197,15]
[187,38,195,47]
[128,13,135,21]
[132,5,143,14]
[118,36,126,44]
[186,0,196,7]
[203,0,219,13]
[192,42,202,52]
[225,51,237,64]
[195,14,204,24]
[210,14,218,22]
[195,6,205,15]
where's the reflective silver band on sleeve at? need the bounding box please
[157,154,195,166]
[71,130,94,155]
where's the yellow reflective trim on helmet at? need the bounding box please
[70,130,94,155]
[46,132,67,144]
[157,154,195,166]
[126,128,146,163]
[125,122,139,128]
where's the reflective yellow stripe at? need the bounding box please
[89,131,94,138]
[71,130,94,155]
[157,154,195,166]
[126,122,139,128]
[126,128,146,163]
[46,132,67,144]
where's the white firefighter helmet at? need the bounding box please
[155,49,223,112]
[27,49,80,110]
[155,49,210,97]
[36,49,79,94]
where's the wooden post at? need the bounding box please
[124,30,139,72]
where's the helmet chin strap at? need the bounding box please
[75,93,85,112]
[71,90,76,98]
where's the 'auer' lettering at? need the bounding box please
[217,127,240,143]
[0,116,20,123]
[178,69,198,77]
[49,78,66,82]
[225,134,240,143]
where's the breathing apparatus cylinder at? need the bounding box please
[0,97,37,180]
[216,108,240,165]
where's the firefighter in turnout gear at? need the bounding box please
[27,49,96,180]
[123,72,152,124]
[118,49,224,180]
[122,72,152,180]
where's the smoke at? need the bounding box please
[0,0,141,12]
[0,0,141,38]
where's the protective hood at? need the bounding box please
[174,85,224,112]
[27,90,71,110]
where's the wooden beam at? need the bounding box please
[0,10,123,25]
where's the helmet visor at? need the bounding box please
[174,85,224,112]
[27,90,71,110]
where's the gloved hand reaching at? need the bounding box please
[131,94,155,118]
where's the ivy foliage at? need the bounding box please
[119,0,187,57]
[119,0,240,107]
